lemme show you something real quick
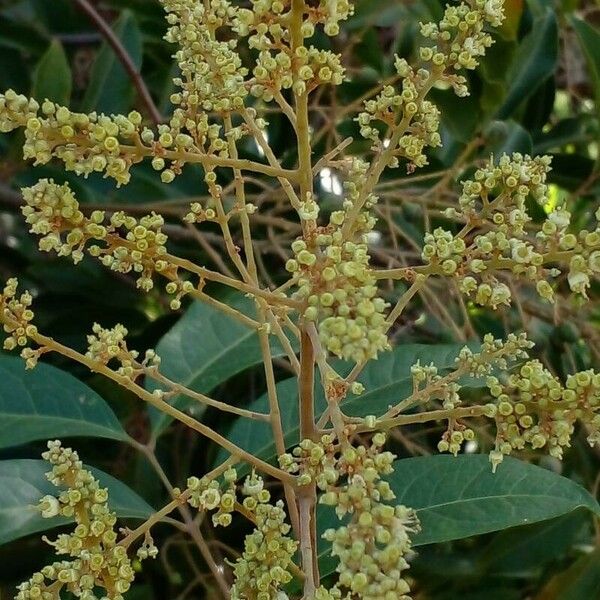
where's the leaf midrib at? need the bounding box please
[412,493,593,513]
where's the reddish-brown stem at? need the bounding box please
[72,0,163,125]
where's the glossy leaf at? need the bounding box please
[31,39,72,105]
[0,459,153,544]
[0,355,130,448]
[148,295,294,436]
[216,344,472,471]
[484,120,533,156]
[496,9,558,119]
[534,546,600,599]
[317,455,600,577]
[478,511,590,578]
[570,17,600,121]
[81,10,142,114]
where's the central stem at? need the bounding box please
[291,0,320,594]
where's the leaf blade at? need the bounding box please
[31,39,72,105]
[0,459,153,545]
[496,9,558,119]
[81,10,142,114]
[147,295,294,436]
[0,355,129,449]
[317,455,600,578]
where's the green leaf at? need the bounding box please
[216,344,471,472]
[477,511,590,578]
[0,459,153,545]
[31,39,72,105]
[81,10,142,114]
[317,455,600,578]
[147,295,294,436]
[0,355,130,449]
[496,9,558,119]
[395,455,600,545]
[535,546,600,599]
[484,120,533,157]
[570,18,600,122]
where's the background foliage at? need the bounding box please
[1,0,600,598]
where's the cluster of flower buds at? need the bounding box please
[488,361,600,470]
[548,206,600,298]
[163,0,248,114]
[15,442,141,600]
[238,0,350,98]
[358,0,504,170]
[279,434,338,488]
[187,467,239,528]
[456,333,533,378]
[186,468,298,598]
[0,91,147,186]
[358,62,441,170]
[319,434,420,600]
[286,159,390,362]
[407,334,532,456]
[253,45,345,99]
[420,0,505,76]
[0,278,36,354]
[163,0,350,114]
[434,153,600,304]
[410,359,462,409]
[22,179,174,293]
[409,334,532,423]
[310,587,344,600]
[230,498,298,599]
[85,323,161,381]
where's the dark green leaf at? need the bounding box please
[31,39,72,105]
[0,355,130,449]
[496,9,558,119]
[317,455,600,577]
[81,10,142,114]
[570,17,600,122]
[547,153,595,191]
[478,510,590,577]
[147,295,294,436]
[484,120,533,156]
[0,459,153,545]
[396,455,599,545]
[535,546,600,599]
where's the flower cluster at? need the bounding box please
[233,0,352,96]
[279,434,338,488]
[358,61,441,170]
[0,278,36,354]
[420,0,505,74]
[287,159,390,362]
[187,467,240,528]
[357,0,504,169]
[254,45,345,99]
[163,0,248,114]
[15,442,141,600]
[230,498,298,600]
[0,91,147,186]
[85,323,161,381]
[186,469,298,598]
[488,361,600,470]
[319,434,420,600]
[455,332,533,379]
[429,153,600,306]
[407,334,532,454]
[22,179,173,293]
